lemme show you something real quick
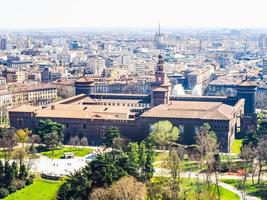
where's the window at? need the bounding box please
[83,124,86,129]
[66,123,69,128]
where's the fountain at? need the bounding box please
[192,84,202,96]
[171,84,186,96]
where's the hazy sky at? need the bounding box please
[1,0,267,29]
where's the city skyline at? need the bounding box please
[1,0,267,29]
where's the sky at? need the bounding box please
[0,0,267,29]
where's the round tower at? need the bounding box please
[236,81,257,115]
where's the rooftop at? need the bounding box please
[141,101,235,120]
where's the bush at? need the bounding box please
[0,188,9,199]
[25,177,33,185]
[13,180,25,190]
[7,185,17,194]
[29,174,35,179]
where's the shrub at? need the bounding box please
[13,180,25,190]
[25,177,33,185]
[7,185,17,194]
[29,174,35,179]
[0,188,9,198]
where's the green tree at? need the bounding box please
[144,150,154,181]
[243,132,259,148]
[19,164,28,179]
[11,161,18,178]
[149,120,179,149]
[44,132,61,155]
[90,153,127,187]
[139,141,147,178]
[125,143,140,177]
[57,169,92,200]
[4,162,15,186]
[102,126,120,148]
[37,119,64,142]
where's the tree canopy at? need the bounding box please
[149,121,179,149]
[36,120,64,142]
[101,126,120,148]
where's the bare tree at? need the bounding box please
[80,137,88,148]
[195,123,219,200]
[239,145,255,197]
[73,136,80,149]
[167,146,185,200]
[89,176,146,200]
[68,136,75,150]
[256,137,267,184]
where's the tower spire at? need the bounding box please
[158,22,161,35]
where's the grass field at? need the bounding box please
[231,139,243,154]
[152,177,240,200]
[41,147,92,159]
[221,179,267,199]
[4,179,62,200]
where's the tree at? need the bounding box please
[19,164,28,179]
[73,136,80,149]
[15,129,29,148]
[11,161,18,178]
[195,123,217,165]
[149,121,179,149]
[90,176,146,200]
[167,146,185,200]
[195,123,219,200]
[13,148,27,169]
[126,143,140,177]
[138,141,147,178]
[68,136,75,150]
[80,137,88,148]
[243,132,259,148]
[37,120,64,142]
[4,162,15,186]
[0,128,17,161]
[57,169,92,200]
[239,144,255,197]
[44,132,61,155]
[256,137,267,184]
[144,149,154,181]
[102,126,120,148]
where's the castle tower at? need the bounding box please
[152,55,171,107]
[155,55,167,85]
[236,81,257,115]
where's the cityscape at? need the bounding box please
[0,0,267,200]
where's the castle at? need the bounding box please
[9,55,257,152]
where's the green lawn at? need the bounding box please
[231,139,243,154]
[152,177,240,200]
[41,147,92,159]
[221,179,267,199]
[4,179,62,200]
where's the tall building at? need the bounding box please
[0,38,7,50]
[263,58,267,78]
[69,40,79,50]
[258,34,267,50]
